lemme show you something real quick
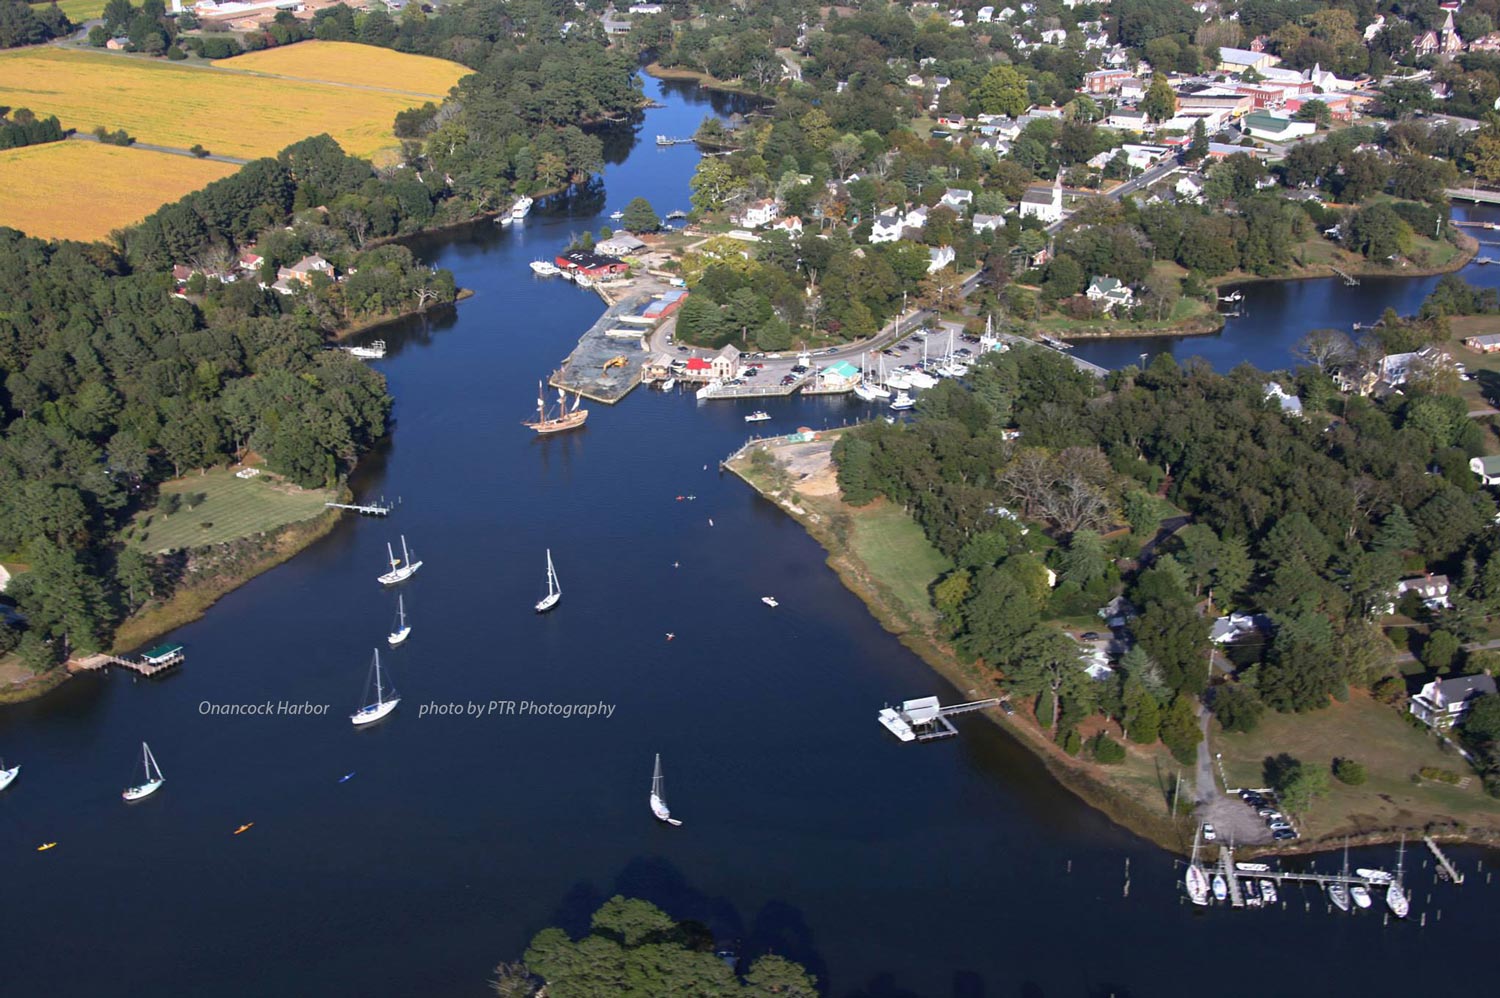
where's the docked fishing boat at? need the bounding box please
[351,649,399,727]
[1349,884,1372,909]
[1259,879,1278,905]
[525,381,589,435]
[1235,862,1270,874]
[377,535,422,586]
[121,742,164,801]
[387,594,411,646]
[510,195,534,220]
[1328,882,1350,911]
[535,549,561,613]
[0,758,17,792]
[889,391,915,411]
[1243,880,1261,907]
[1355,867,1392,883]
[1211,873,1227,902]
[649,753,683,826]
[530,260,560,276]
[744,410,771,423]
[345,340,386,360]
[575,273,595,289]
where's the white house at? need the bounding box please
[1106,107,1148,131]
[976,5,994,22]
[927,245,956,273]
[1018,174,1064,224]
[972,213,1005,233]
[1471,454,1500,485]
[940,188,975,212]
[730,199,779,229]
[770,215,803,236]
[1175,174,1206,203]
[870,209,907,243]
[1040,28,1067,45]
[627,3,663,12]
[1391,573,1453,613]
[1086,276,1134,311]
[1264,381,1304,418]
[1410,674,1497,729]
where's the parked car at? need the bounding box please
[743,368,758,377]
[1272,829,1298,841]
[1268,820,1292,832]
[1202,823,1217,842]
[1000,700,1015,716]
[1256,807,1279,818]
[1081,631,1103,641]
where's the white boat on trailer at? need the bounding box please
[122,741,164,802]
[650,753,682,826]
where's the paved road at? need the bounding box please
[67,131,250,166]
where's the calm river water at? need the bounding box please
[1,79,1496,997]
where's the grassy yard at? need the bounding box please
[127,468,335,554]
[1214,692,1500,840]
[52,0,106,20]
[0,141,236,242]
[842,499,951,628]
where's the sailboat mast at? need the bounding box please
[387,542,397,570]
[373,650,384,706]
[397,595,405,627]
[652,753,663,799]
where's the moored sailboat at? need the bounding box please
[0,758,18,792]
[122,741,164,801]
[524,381,589,435]
[535,549,561,613]
[351,649,399,726]
[1184,822,1210,906]
[388,594,411,646]
[649,753,682,826]
[377,535,422,586]
[1387,835,1410,918]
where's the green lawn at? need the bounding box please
[50,0,107,21]
[845,500,952,626]
[1214,692,1500,840]
[127,468,335,553]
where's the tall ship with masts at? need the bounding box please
[524,381,589,435]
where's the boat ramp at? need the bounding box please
[877,696,1001,742]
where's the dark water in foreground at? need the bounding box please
[2,79,1497,998]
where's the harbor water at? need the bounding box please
[1,78,1497,997]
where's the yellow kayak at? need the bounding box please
[37,842,57,851]
[233,823,254,835]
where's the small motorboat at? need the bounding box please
[1243,879,1260,907]
[1350,884,1372,909]
[530,260,560,276]
[889,391,915,411]
[1212,873,1227,902]
[761,596,778,607]
[1355,867,1392,884]
[744,410,772,422]
[609,210,624,220]
[1235,862,1270,873]
[1259,879,1278,904]
[339,772,356,783]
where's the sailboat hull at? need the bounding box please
[378,561,422,586]
[351,697,400,726]
[0,765,18,792]
[650,793,680,825]
[1184,865,1210,906]
[535,593,560,613]
[525,410,589,434]
[122,779,164,802]
[387,627,411,646]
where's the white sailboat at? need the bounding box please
[377,535,423,586]
[388,594,411,646]
[535,549,561,613]
[121,741,164,801]
[1387,836,1410,918]
[0,758,20,792]
[1184,825,1209,906]
[351,649,399,726]
[649,753,682,826]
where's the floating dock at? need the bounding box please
[325,498,395,516]
[877,696,1001,742]
[1424,836,1465,884]
[1203,844,1413,912]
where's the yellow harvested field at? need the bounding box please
[214,40,467,98]
[0,142,237,242]
[0,48,430,159]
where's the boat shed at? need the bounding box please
[642,289,689,321]
[141,643,185,666]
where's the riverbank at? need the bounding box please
[725,432,1191,855]
[727,430,1500,856]
[643,61,765,98]
[328,287,473,343]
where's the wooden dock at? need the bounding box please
[1330,266,1360,286]
[70,650,184,677]
[1424,836,1465,884]
[325,499,394,516]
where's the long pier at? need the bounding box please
[1424,836,1465,884]
[1447,186,1500,204]
[69,651,184,677]
[1330,266,1360,286]
[325,499,394,516]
